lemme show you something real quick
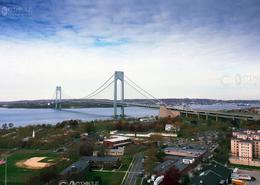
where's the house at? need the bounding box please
[190,162,232,185]
[80,133,89,139]
[103,135,131,148]
[165,124,173,131]
[106,147,125,156]
[139,117,155,122]
[182,157,195,165]
[165,124,180,132]
[81,156,121,168]
[60,156,121,177]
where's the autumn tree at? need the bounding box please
[162,166,181,185]
[80,140,94,156]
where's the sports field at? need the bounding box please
[0,150,59,185]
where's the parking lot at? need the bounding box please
[237,169,260,185]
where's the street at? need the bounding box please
[123,153,143,185]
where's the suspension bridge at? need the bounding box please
[50,71,260,121]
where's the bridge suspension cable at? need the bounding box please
[124,80,158,105]
[81,80,114,99]
[80,74,114,99]
[125,75,164,105]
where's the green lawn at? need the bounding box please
[135,177,143,185]
[0,150,59,185]
[86,171,125,185]
[118,155,133,171]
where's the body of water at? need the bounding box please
[0,103,258,127]
[0,107,159,127]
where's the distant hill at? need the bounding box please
[0,98,260,109]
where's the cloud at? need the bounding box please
[0,0,260,100]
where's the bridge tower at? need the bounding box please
[55,86,62,110]
[114,71,124,118]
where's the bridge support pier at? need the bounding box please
[197,112,200,120]
[55,86,62,110]
[216,114,218,122]
[206,113,208,121]
[114,71,124,118]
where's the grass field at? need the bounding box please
[135,177,143,185]
[0,150,59,185]
[86,171,125,185]
[118,155,132,171]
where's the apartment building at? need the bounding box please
[229,130,260,167]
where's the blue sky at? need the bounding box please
[0,0,260,100]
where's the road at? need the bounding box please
[123,153,143,185]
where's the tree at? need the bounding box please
[2,123,8,130]
[95,144,107,157]
[144,145,158,174]
[84,122,96,133]
[162,166,181,185]
[181,174,190,185]
[80,140,94,156]
[64,143,80,161]
[8,123,14,129]
[156,150,165,162]
[39,168,58,185]
[69,120,79,128]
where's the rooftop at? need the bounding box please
[81,156,120,162]
[104,135,130,143]
[164,146,206,154]
[60,159,89,175]
[190,162,232,185]
[154,158,189,175]
[154,160,176,174]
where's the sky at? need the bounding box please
[0,0,260,101]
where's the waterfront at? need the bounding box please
[0,103,259,127]
[0,107,159,126]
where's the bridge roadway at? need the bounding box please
[120,102,260,121]
[60,99,260,121]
